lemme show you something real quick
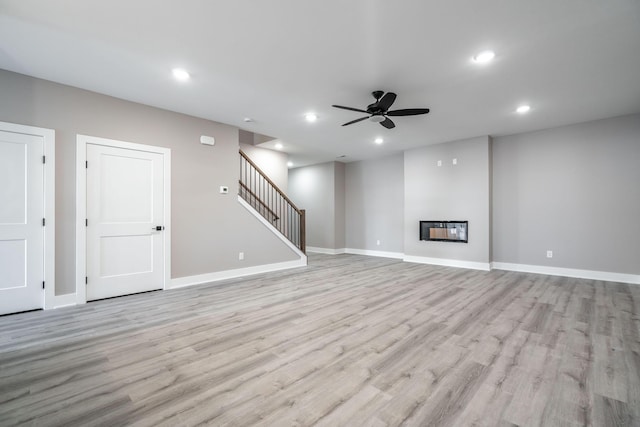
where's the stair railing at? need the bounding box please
[239,150,305,254]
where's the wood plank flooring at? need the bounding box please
[1,254,639,426]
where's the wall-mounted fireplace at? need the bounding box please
[420,221,468,243]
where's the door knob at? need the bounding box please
[152,226,165,231]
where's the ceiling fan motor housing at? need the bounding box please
[367,103,384,114]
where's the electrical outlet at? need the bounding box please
[437,160,442,167]
[239,252,244,260]
[546,250,553,258]
[376,240,381,246]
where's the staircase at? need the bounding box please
[239,150,306,254]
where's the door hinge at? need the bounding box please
[42,218,46,226]
[85,160,88,168]
[85,276,88,285]
[86,218,88,227]
[42,155,46,164]
[42,281,45,289]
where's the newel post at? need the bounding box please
[300,209,306,254]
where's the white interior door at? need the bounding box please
[86,143,165,301]
[0,130,44,314]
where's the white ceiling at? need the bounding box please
[1,1,639,167]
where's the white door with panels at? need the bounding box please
[0,130,44,314]
[86,143,166,301]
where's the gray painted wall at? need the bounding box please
[286,114,639,277]
[404,136,491,263]
[288,161,346,250]
[0,70,298,295]
[239,142,289,192]
[288,162,335,248]
[493,114,640,274]
[345,154,404,253]
[334,162,346,249]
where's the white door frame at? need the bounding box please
[75,135,171,304]
[0,121,55,310]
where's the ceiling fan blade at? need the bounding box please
[342,116,370,126]
[332,105,369,114]
[386,108,430,116]
[380,117,395,129]
[378,92,397,111]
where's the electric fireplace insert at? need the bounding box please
[420,221,468,243]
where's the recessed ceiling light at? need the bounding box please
[374,137,384,144]
[172,68,190,81]
[243,117,253,123]
[275,143,283,150]
[287,161,293,167]
[305,113,318,122]
[516,105,531,114]
[472,50,495,64]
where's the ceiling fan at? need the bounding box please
[332,91,430,129]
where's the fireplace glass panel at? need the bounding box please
[420,221,468,243]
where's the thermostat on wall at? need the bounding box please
[200,135,215,146]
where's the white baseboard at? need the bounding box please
[170,258,307,289]
[344,248,404,259]
[403,255,491,271]
[49,293,77,309]
[306,246,346,255]
[491,262,640,284]
[44,259,308,309]
[44,259,638,311]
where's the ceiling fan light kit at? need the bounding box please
[332,91,430,129]
[472,50,495,64]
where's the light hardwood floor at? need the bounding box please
[1,254,639,426]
